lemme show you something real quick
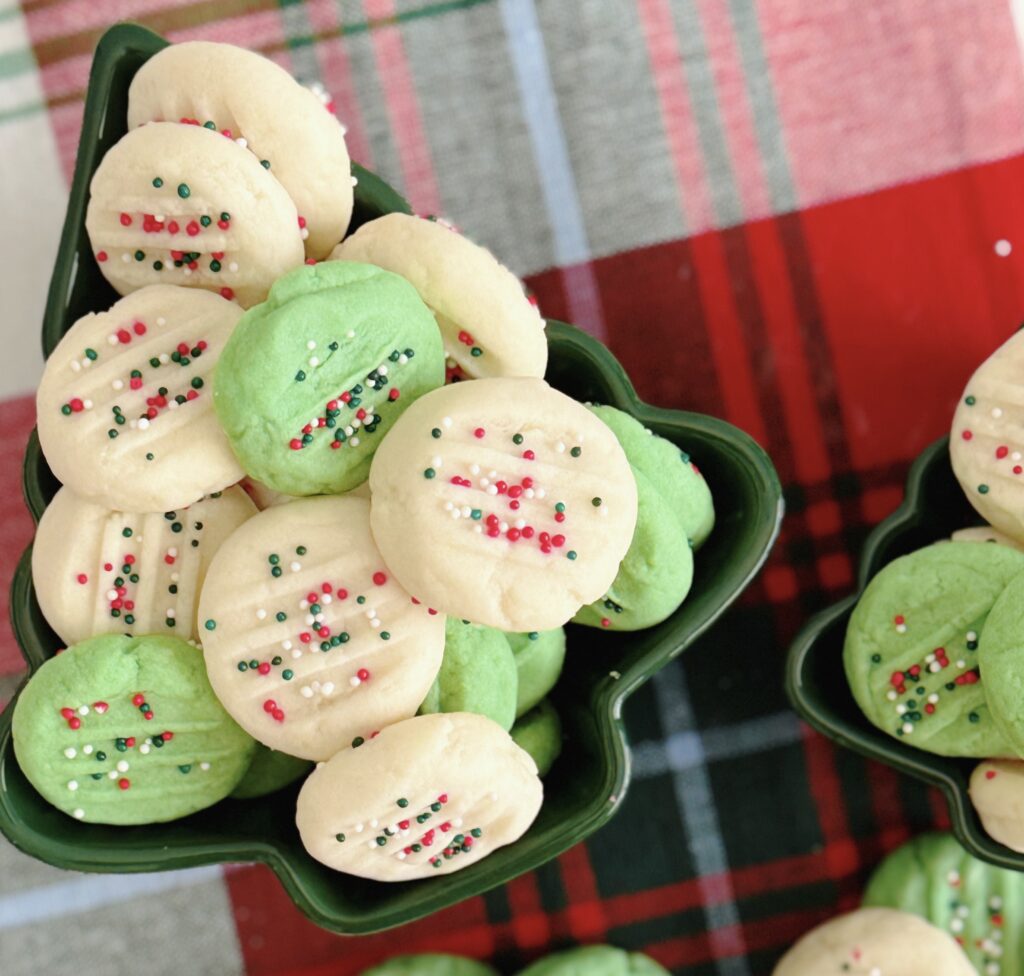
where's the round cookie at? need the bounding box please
[515,946,669,976]
[296,712,542,881]
[977,570,1024,755]
[198,496,445,761]
[214,261,444,496]
[368,378,639,630]
[951,328,1024,543]
[970,760,1024,853]
[360,956,498,976]
[572,466,693,631]
[127,40,353,260]
[772,908,976,975]
[12,634,255,824]
[419,619,518,731]
[330,213,547,382]
[32,484,256,645]
[589,404,714,546]
[843,541,1024,757]
[85,121,304,308]
[864,830,1023,974]
[37,285,245,511]
[952,525,1024,550]
[230,744,312,799]
[510,699,562,777]
[507,628,565,718]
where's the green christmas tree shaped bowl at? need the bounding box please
[786,436,1024,870]
[0,23,783,933]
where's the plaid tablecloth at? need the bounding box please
[2,1,1024,973]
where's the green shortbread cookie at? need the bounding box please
[507,628,566,718]
[978,569,1024,756]
[418,618,518,731]
[864,831,1023,975]
[13,634,256,824]
[515,945,670,976]
[844,541,1024,757]
[510,698,562,777]
[359,955,498,976]
[214,261,444,495]
[573,466,693,631]
[230,743,312,799]
[588,404,714,546]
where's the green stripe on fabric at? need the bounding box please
[0,99,45,125]
[0,46,35,81]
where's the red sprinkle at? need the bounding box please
[117,329,131,344]
[118,778,130,790]
[373,572,387,586]
[186,220,200,237]
[76,573,88,584]
[167,220,180,234]
[997,446,1009,459]
[69,717,81,730]
[987,770,998,779]
[522,450,535,460]
[133,322,146,336]
[125,737,135,747]
[601,618,611,628]
[357,668,370,681]
[257,663,271,675]
[132,694,145,706]
[263,700,277,713]
[120,213,132,226]
[220,287,235,301]
[60,708,75,719]
[96,251,108,262]
[389,388,400,401]
[93,702,108,714]
[161,732,173,741]
[474,427,485,439]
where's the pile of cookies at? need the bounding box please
[14,40,714,883]
[842,326,1024,855]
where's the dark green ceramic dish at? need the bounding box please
[786,436,1024,870]
[0,23,784,933]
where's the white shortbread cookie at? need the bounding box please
[85,121,304,308]
[239,476,370,510]
[37,285,245,512]
[970,759,1024,853]
[951,329,1024,544]
[331,214,547,382]
[32,485,256,645]
[368,378,638,630]
[950,525,1024,551]
[773,907,977,975]
[127,41,352,259]
[296,712,542,881]
[198,496,444,761]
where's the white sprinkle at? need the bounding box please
[967,631,978,642]
[958,659,966,668]
[292,649,302,659]
[344,426,354,437]
[160,353,170,364]
[929,661,941,673]
[307,340,317,351]
[256,608,267,621]
[322,682,336,696]
[140,744,151,755]
[462,506,473,518]
[64,747,77,759]
[432,456,442,468]
[499,521,508,532]
[322,594,332,605]
[480,478,490,487]
[229,262,239,273]
[896,623,907,634]
[379,365,388,376]
[73,808,84,819]
[902,722,914,734]
[168,400,178,410]
[489,469,498,478]
[347,330,356,339]
[300,600,310,611]
[83,399,93,410]
[352,418,361,429]
[350,676,361,687]
[200,762,210,771]
[443,416,452,428]
[108,334,119,346]
[928,693,939,704]
[886,690,897,701]
[350,436,360,447]
[992,407,1004,419]
[122,253,131,263]
[371,618,381,628]
[896,704,907,715]
[290,561,301,572]
[83,744,93,755]
[536,488,546,499]
[474,524,483,533]
[398,354,408,364]
[183,268,192,277]
[167,547,178,558]
[514,518,526,529]
[397,852,406,860]
[470,464,480,475]
[995,239,1012,257]
[67,780,78,791]
[525,488,535,499]
[108,770,118,780]
[156,317,166,326]
[951,917,964,933]
[445,502,454,512]
[116,760,129,773]
[301,686,314,699]
[166,609,176,619]
[957,905,970,918]
[991,896,1003,909]
[138,418,150,430]
[314,613,326,624]
[236,137,248,149]
[309,357,320,367]
[355,823,364,833]
[78,705,89,716]
[556,442,566,453]
[71,361,81,373]
[370,819,378,828]
[486,485,498,495]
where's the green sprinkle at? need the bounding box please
[282,669,293,680]
[979,484,990,494]
[134,250,145,261]
[61,405,71,416]
[555,502,566,513]
[209,259,221,272]
[152,177,163,188]
[424,468,436,479]
[153,260,163,271]
[260,159,271,169]
[179,764,192,773]
[338,632,350,643]
[269,554,280,565]
[571,446,582,457]
[271,656,282,666]
[221,212,230,221]
[165,617,175,627]
[85,348,97,361]
[356,595,366,605]
[513,433,523,445]
[276,612,287,622]
[96,751,106,761]
[297,546,307,555]
[238,662,248,672]
[471,509,482,520]
[380,631,391,640]
[200,215,211,227]
[431,802,441,812]
[352,737,364,748]
[295,370,306,382]
[591,497,602,507]
[122,528,132,538]
[871,653,881,663]
[177,183,190,198]
[969,712,981,723]
[376,837,387,847]
[204,120,216,129]
[168,584,178,595]
[171,522,182,533]
[471,347,482,357]
[397,798,409,808]
[471,828,482,838]
[272,567,282,578]
[205,619,217,631]
[336,833,346,842]
[567,550,578,560]
[965,395,976,406]
[431,428,442,438]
